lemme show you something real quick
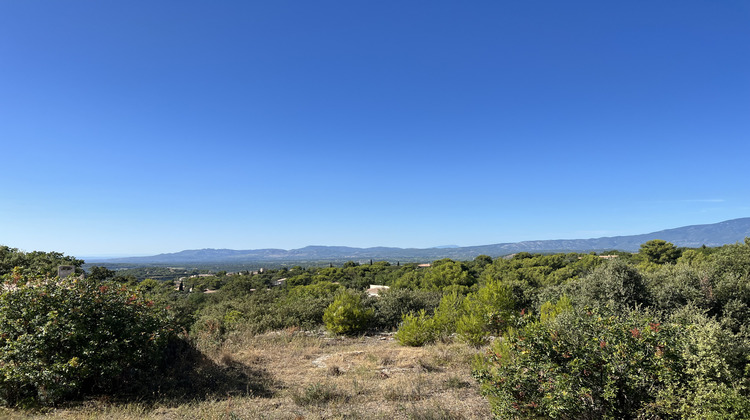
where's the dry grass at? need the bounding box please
[3,330,491,419]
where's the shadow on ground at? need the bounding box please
[105,338,278,405]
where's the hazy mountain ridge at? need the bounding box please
[92,218,750,264]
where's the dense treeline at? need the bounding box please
[1,240,749,416]
[0,246,84,278]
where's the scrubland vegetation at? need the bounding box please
[1,239,749,418]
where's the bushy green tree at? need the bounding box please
[645,263,714,314]
[420,259,475,291]
[0,274,174,406]
[639,239,681,265]
[432,292,464,338]
[706,239,750,335]
[286,273,314,287]
[678,247,714,268]
[472,254,493,269]
[457,278,515,346]
[392,269,424,290]
[479,253,597,312]
[394,309,436,347]
[323,290,372,335]
[573,259,650,311]
[711,238,750,279]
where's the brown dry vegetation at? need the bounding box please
[2,329,491,419]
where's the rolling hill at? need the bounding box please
[91,217,750,264]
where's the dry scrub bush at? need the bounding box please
[0,274,174,407]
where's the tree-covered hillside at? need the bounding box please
[89,217,750,265]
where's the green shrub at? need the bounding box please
[657,309,750,418]
[474,305,750,419]
[457,278,515,346]
[645,263,713,314]
[323,290,372,335]
[0,275,174,406]
[539,295,573,324]
[277,295,335,330]
[420,259,475,291]
[370,288,441,331]
[431,292,463,339]
[473,309,684,419]
[273,281,344,331]
[573,259,650,311]
[712,270,750,335]
[190,283,346,346]
[287,281,342,301]
[710,237,750,280]
[392,269,424,290]
[395,309,437,347]
[394,292,463,347]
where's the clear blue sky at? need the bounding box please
[2,1,749,257]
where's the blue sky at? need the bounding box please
[2,1,749,257]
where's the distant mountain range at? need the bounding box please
[91,218,750,265]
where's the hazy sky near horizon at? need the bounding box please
[2,1,749,257]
